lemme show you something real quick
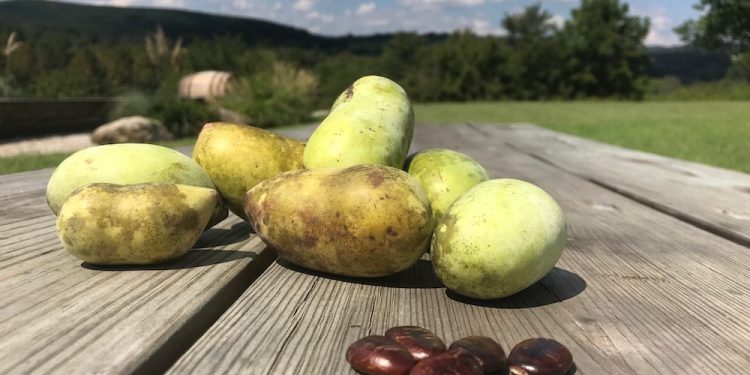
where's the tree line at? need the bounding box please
[3,0,748,106]
[1,0,653,103]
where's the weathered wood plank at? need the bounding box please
[0,169,52,199]
[488,123,750,247]
[0,192,275,374]
[0,214,276,374]
[0,128,327,374]
[169,124,750,374]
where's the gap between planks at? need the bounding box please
[0,178,283,374]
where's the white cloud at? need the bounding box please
[646,15,680,46]
[632,6,682,46]
[365,18,390,27]
[85,0,133,6]
[549,14,565,29]
[357,2,376,15]
[232,0,253,10]
[466,18,504,36]
[306,10,335,23]
[400,0,485,7]
[152,0,184,7]
[293,0,315,11]
[469,19,491,34]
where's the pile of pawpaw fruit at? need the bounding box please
[47,76,565,300]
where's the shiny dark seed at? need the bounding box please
[385,326,447,361]
[449,336,507,374]
[507,338,573,375]
[346,335,416,375]
[409,349,484,375]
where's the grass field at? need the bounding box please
[0,137,197,175]
[0,153,73,175]
[2,101,749,175]
[415,101,750,174]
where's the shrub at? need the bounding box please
[0,76,14,96]
[220,62,318,128]
[647,78,750,100]
[150,97,219,137]
[109,91,219,137]
[108,91,153,121]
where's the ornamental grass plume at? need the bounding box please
[145,26,184,71]
[3,31,23,76]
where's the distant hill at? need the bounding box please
[0,0,399,54]
[647,47,731,83]
[0,0,731,81]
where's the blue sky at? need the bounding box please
[62,0,700,46]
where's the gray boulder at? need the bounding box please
[91,116,174,145]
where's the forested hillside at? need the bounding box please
[0,0,733,104]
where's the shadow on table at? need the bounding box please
[82,249,262,271]
[277,258,444,289]
[195,221,253,247]
[446,267,586,309]
[568,363,578,374]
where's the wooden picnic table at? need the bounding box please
[2,123,750,374]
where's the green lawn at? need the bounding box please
[0,137,197,175]
[0,153,73,175]
[415,101,750,174]
[2,101,749,175]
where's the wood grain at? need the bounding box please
[0,176,275,374]
[0,169,52,199]
[169,124,750,374]
[0,127,316,374]
[488,124,750,247]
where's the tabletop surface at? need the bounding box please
[2,123,750,374]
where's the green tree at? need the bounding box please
[314,52,380,106]
[415,31,512,101]
[94,44,133,91]
[181,36,247,73]
[379,33,426,86]
[501,4,563,99]
[676,1,750,54]
[503,3,557,42]
[560,0,650,98]
[676,1,750,80]
[422,32,486,101]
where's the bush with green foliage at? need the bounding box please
[109,91,218,137]
[108,91,153,120]
[647,78,750,101]
[315,52,381,107]
[220,62,317,127]
[150,97,218,137]
[0,76,14,96]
